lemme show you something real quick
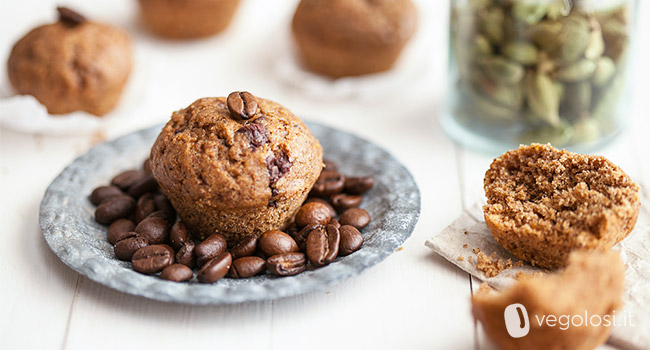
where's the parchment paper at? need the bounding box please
[425,193,650,349]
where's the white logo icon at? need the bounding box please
[504,303,530,338]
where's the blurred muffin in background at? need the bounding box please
[138,0,241,39]
[292,0,418,78]
[7,7,132,116]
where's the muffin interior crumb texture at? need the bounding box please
[474,251,523,278]
[484,143,639,258]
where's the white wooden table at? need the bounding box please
[1,1,648,349]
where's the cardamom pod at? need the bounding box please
[584,17,605,59]
[527,21,563,53]
[602,18,628,62]
[525,71,561,126]
[463,87,518,123]
[480,56,525,85]
[469,0,491,10]
[472,35,492,57]
[518,122,572,146]
[503,42,538,65]
[571,118,601,144]
[480,7,505,45]
[557,15,590,63]
[470,68,523,110]
[512,3,547,25]
[546,1,566,20]
[563,82,592,121]
[591,56,616,87]
[592,74,624,121]
[555,59,597,82]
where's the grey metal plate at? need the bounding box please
[39,122,421,304]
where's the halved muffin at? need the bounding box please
[483,143,639,269]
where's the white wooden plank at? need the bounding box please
[0,130,90,349]
[64,279,273,350]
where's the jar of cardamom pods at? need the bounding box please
[443,0,636,151]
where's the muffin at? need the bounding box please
[7,7,132,116]
[483,143,639,269]
[138,0,241,39]
[291,0,418,78]
[472,250,624,350]
[150,92,323,244]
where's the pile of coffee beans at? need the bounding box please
[90,158,374,283]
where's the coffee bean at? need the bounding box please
[259,231,299,257]
[339,208,370,229]
[227,91,257,120]
[286,222,299,237]
[229,256,266,278]
[143,158,152,175]
[169,221,191,251]
[176,241,196,268]
[135,193,156,223]
[161,264,193,282]
[230,234,259,260]
[295,202,331,227]
[310,170,345,197]
[323,159,338,171]
[266,252,307,276]
[330,193,363,212]
[292,224,321,250]
[146,210,172,222]
[95,195,135,225]
[114,235,149,261]
[90,185,123,206]
[306,224,340,267]
[305,198,337,218]
[344,176,374,195]
[132,244,174,274]
[111,170,145,191]
[195,233,227,267]
[128,175,159,198]
[107,218,136,245]
[135,217,170,244]
[339,225,363,256]
[197,252,232,283]
[329,217,341,229]
[57,6,86,27]
[153,193,175,222]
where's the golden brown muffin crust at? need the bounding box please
[138,0,240,39]
[293,0,417,47]
[472,250,625,350]
[150,96,323,243]
[291,0,418,77]
[7,19,132,116]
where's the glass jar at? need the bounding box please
[442,0,636,152]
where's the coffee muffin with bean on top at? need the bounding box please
[150,92,323,244]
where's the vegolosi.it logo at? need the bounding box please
[504,303,530,338]
[504,303,635,338]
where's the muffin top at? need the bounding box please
[150,95,323,211]
[484,143,639,247]
[7,7,132,115]
[292,0,417,47]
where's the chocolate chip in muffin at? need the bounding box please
[237,121,269,148]
[266,152,292,185]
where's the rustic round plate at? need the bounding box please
[40,122,420,304]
